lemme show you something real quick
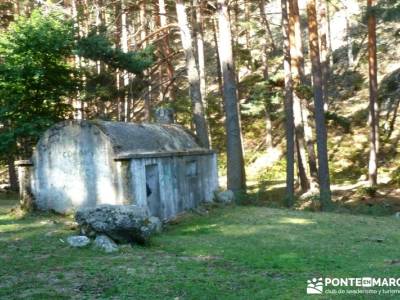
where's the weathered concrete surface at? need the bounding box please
[28,120,219,218]
[75,205,160,244]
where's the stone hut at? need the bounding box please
[17,120,218,220]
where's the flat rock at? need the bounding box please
[67,235,90,247]
[75,205,161,244]
[94,235,119,253]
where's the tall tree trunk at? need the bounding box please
[318,0,330,110]
[345,2,354,67]
[176,0,210,149]
[306,0,332,208]
[140,0,151,121]
[259,0,273,150]
[121,0,130,122]
[368,0,378,186]
[288,0,310,192]
[281,0,295,206]
[193,0,207,107]
[8,157,18,192]
[217,0,246,191]
[158,0,175,101]
[71,0,83,120]
[288,0,318,186]
[212,17,224,103]
[259,2,269,75]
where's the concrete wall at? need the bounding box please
[31,121,126,213]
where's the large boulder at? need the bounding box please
[75,205,162,244]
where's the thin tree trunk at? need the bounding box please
[71,0,83,120]
[217,0,246,191]
[121,0,130,122]
[345,3,354,67]
[281,0,295,206]
[260,0,276,53]
[212,17,224,102]
[259,0,270,80]
[8,157,18,192]
[265,106,273,149]
[140,0,151,121]
[368,0,378,186]
[193,0,207,107]
[318,0,330,110]
[158,0,175,101]
[176,0,210,149]
[306,0,332,208]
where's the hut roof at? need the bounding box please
[88,120,210,159]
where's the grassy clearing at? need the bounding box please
[1,198,400,299]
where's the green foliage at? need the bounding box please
[76,27,154,74]
[325,111,351,133]
[390,167,400,185]
[241,77,282,117]
[376,0,400,21]
[0,9,76,158]
[357,186,378,197]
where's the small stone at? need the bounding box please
[94,235,119,253]
[394,212,400,218]
[66,235,90,248]
[215,190,235,204]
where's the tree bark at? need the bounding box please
[288,0,310,192]
[121,0,130,122]
[306,0,332,208]
[140,0,151,121]
[281,0,295,206]
[176,0,210,149]
[158,0,175,101]
[318,0,330,110]
[212,17,224,103]
[288,0,318,188]
[8,157,18,191]
[345,2,354,67]
[217,0,246,191]
[368,0,378,186]
[193,0,207,107]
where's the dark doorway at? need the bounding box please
[145,164,161,217]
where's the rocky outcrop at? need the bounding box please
[75,205,162,244]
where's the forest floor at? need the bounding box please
[1,194,400,299]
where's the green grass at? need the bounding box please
[1,198,400,299]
